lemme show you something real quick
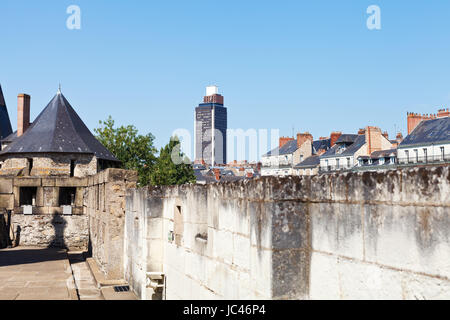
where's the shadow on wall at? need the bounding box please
[0,212,7,248]
[48,215,67,249]
[14,225,20,248]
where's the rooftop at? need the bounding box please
[0,91,119,162]
[399,117,450,148]
[0,84,13,141]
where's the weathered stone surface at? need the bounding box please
[0,179,13,194]
[0,194,13,210]
[11,214,88,250]
[124,165,450,300]
[13,177,41,187]
[54,177,88,187]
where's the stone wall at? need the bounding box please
[0,154,97,177]
[124,166,450,300]
[86,168,137,280]
[11,214,88,249]
[0,176,89,250]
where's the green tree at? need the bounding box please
[150,136,196,186]
[94,116,157,186]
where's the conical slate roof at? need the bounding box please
[0,91,119,162]
[0,85,13,141]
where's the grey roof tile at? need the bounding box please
[264,139,298,156]
[294,155,320,168]
[0,85,13,141]
[399,117,450,148]
[0,92,119,162]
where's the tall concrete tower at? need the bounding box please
[194,86,227,165]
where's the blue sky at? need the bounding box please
[1,1,450,160]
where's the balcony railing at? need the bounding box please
[319,165,353,173]
[397,154,450,165]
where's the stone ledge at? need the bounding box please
[86,257,127,288]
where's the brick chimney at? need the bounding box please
[358,128,366,135]
[407,112,438,135]
[17,94,31,137]
[396,132,403,142]
[297,132,313,148]
[330,132,342,147]
[365,126,382,155]
[437,108,450,118]
[279,137,294,148]
[382,131,389,140]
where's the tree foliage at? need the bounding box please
[94,116,157,186]
[150,136,196,186]
[95,117,196,187]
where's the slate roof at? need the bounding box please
[293,155,320,168]
[335,134,359,144]
[263,140,298,157]
[312,139,331,154]
[370,149,397,159]
[399,117,450,148]
[0,85,13,141]
[321,135,366,158]
[0,92,119,162]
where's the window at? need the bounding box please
[336,159,340,169]
[405,150,410,163]
[59,187,76,206]
[441,147,445,161]
[325,159,329,171]
[70,160,75,177]
[347,158,351,168]
[414,149,419,163]
[379,158,385,165]
[27,158,33,176]
[20,187,37,206]
[300,155,304,163]
[390,157,395,164]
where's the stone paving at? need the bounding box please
[0,246,77,300]
[68,252,104,300]
[0,246,138,300]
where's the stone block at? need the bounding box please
[13,178,41,187]
[272,248,310,299]
[249,246,272,297]
[233,234,250,270]
[0,194,13,209]
[249,201,271,249]
[270,201,310,250]
[364,204,450,279]
[0,179,13,194]
[55,177,87,187]
[41,178,56,187]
